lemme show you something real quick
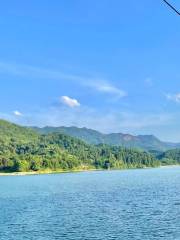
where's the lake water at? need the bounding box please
[0,167,180,240]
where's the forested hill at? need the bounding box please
[32,126,180,152]
[158,149,180,165]
[0,119,38,142]
[0,119,161,173]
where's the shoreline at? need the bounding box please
[0,165,179,176]
[159,164,180,168]
[0,168,100,176]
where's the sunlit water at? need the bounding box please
[0,167,180,240]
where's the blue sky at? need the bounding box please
[0,0,180,141]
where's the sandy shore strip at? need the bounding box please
[0,165,179,176]
[0,168,98,176]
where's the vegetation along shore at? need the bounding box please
[0,119,180,175]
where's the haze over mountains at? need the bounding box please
[0,117,179,154]
[32,126,180,152]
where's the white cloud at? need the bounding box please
[60,96,80,108]
[166,93,180,103]
[84,80,127,98]
[13,110,23,116]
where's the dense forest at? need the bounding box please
[0,120,179,173]
[158,149,180,165]
[0,120,158,172]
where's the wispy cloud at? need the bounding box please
[0,61,127,100]
[60,96,80,108]
[166,93,180,103]
[84,80,127,99]
[0,61,82,81]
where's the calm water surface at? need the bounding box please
[0,167,180,240]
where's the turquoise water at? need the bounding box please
[0,167,180,240]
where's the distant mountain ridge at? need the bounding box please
[32,126,180,151]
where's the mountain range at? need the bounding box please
[32,126,180,152]
[0,119,161,172]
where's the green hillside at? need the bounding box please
[0,119,160,173]
[0,119,38,142]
